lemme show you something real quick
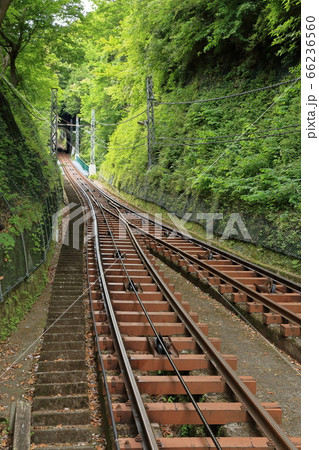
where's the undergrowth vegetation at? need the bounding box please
[0,80,61,252]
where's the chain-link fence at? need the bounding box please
[0,186,62,302]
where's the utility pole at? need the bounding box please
[75,115,80,158]
[50,88,58,154]
[70,118,74,154]
[146,76,156,168]
[89,109,96,176]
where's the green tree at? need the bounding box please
[0,0,11,23]
[264,0,301,59]
[0,0,83,86]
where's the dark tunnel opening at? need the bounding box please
[58,113,76,153]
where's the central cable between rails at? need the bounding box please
[96,198,223,449]
[63,156,298,449]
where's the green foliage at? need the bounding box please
[0,0,300,258]
[0,252,50,341]
[0,0,83,85]
[179,424,205,438]
[264,0,301,58]
[0,233,14,248]
[0,79,61,252]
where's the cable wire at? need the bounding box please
[57,116,82,128]
[157,78,301,106]
[156,129,300,146]
[157,124,301,142]
[108,141,147,151]
[95,141,109,150]
[111,135,147,147]
[96,109,147,126]
[94,135,147,151]
[0,73,49,122]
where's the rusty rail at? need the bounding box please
[59,154,300,449]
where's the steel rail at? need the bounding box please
[121,212,300,293]
[64,158,301,325]
[61,161,121,449]
[101,202,223,449]
[64,156,300,292]
[61,156,159,450]
[102,200,300,328]
[69,172,222,446]
[92,183,300,292]
[62,156,298,449]
[106,202,298,450]
[85,213,120,450]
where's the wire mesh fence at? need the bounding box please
[0,186,63,302]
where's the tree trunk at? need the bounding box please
[9,53,19,86]
[0,0,12,24]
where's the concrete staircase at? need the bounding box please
[31,181,96,449]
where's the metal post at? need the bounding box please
[89,109,96,176]
[43,197,50,244]
[75,115,80,157]
[39,219,47,260]
[20,232,30,277]
[70,118,74,154]
[50,88,58,154]
[146,76,156,168]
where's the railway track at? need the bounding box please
[61,155,301,341]
[59,153,300,449]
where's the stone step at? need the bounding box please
[33,395,89,411]
[49,297,84,303]
[51,283,83,289]
[47,306,84,314]
[47,306,85,314]
[41,342,85,351]
[36,371,87,384]
[31,425,94,444]
[32,446,95,450]
[54,272,83,277]
[38,360,86,372]
[44,325,85,334]
[30,183,93,448]
[39,349,86,361]
[46,318,85,326]
[56,263,83,268]
[50,289,84,296]
[35,382,87,396]
[42,333,84,343]
[51,284,84,290]
[46,312,85,321]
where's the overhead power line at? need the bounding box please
[0,73,49,123]
[96,109,147,126]
[108,142,147,152]
[95,141,109,150]
[157,124,301,143]
[157,78,301,106]
[156,129,301,146]
[94,134,147,150]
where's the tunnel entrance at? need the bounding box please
[58,113,76,153]
[57,127,69,152]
